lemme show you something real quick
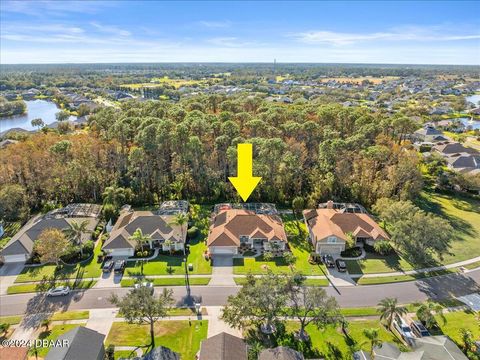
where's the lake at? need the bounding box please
[0,100,76,133]
[466,94,480,107]
[451,117,480,130]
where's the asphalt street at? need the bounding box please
[1,269,479,316]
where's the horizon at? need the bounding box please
[1,0,479,65]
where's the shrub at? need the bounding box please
[187,226,199,239]
[374,240,394,255]
[106,344,115,360]
[263,251,274,261]
[82,240,94,255]
[340,246,362,258]
[284,252,296,265]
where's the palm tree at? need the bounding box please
[460,328,474,353]
[129,228,151,253]
[363,328,381,356]
[416,300,444,329]
[377,297,407,330]
[169,213,189,256]
[41,319,51,332]
[63,220,91,256]
[163,239,174,255]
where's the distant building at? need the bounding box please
[413,125,443,142]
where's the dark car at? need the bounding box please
[113,260,126,274]
[322,254,335,268]
[335,259,347,272]
[102,260,114,273]
[411,321,430,337]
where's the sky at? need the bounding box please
[1,1,479,65]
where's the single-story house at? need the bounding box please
[412,125,443,142]
[0,204,101,264]
[45,326,105,360]
[102,210,187,257]
[303,201,388,256]
[198,332,247,360]
[433,142,479,156]
[259,346,304,360]
[354,335,468,360]
[207,209,287,256]
[124,346,179,360]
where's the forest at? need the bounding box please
[0,95,423,212]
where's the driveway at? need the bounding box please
[210,255,235,286]
[0,263,24,295]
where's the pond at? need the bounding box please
[0,100,76,133]
[452,117,480,130]
[466,93,480,107]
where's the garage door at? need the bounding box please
[109,249,134,257]
[319,246,343,255]
[2,254,27,263]
[210,246,237,255]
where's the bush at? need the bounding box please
[284,252,296,265]
[106,344,115,360]
[263,251,274,261]
[91,230,100,240]
[340,246,362,258]
[82,240,94,255]
[374,240,394,255]
[187,226,199,239]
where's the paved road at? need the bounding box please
[1,269,479,316]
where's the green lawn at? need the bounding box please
[284,319,398,359]
[233,215,326,275]
[234,277,328,286]
[114,350,139,359]
[339,307,380,317]
[35,324,85,357]
[433,310,480,345]
[120,277,211,287]
[15,240,103,283]
[106,320,208,360]
[50,310,90,321]
[0,315,23,325]
[346,192,480,275]
[463,261,480,270]
[116,308,207,318]
[355,269,457,285]
[126,238,211,276]
[7,279,96,294]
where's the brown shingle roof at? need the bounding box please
[208,209,287,247]
[303,208,388,245]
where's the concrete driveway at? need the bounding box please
[0,263,24,295]
[210,255,235,286]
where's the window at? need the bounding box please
[240,235,249,244]
[327,236,337,244]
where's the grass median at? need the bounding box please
[7,280,97,294]
[120,277,210,287]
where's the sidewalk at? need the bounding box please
[85,308,118,335]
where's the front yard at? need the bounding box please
[35,324,86,357]
[120,277,211,287]
[106,320,208,360]
[233,215,327,275]
[7,279,96,294]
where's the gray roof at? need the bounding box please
[259,346,305,360]
[446,154,477,169]
[122,346,180,360]
[45,326,105,360]
[414,127,443,136]
[1,212,99,257]
[198,332,247,360]
[102,211,187,251]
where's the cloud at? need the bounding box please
[90,22,131,37]
[0,0,116,16]
[291,26,480,45]
[197,20,232,28]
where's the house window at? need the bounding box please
[240,236,249,244]
[327,236,337,244]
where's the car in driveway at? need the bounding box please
[113,260,126,274]
[411,321,430,337]
[102,260,114,273]
[322,254,335,268]
[134,281,154,294]
[335,259,347,272]
[394,317,415,342]
[46,286,70,297]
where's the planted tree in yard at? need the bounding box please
[415,300,444,329]
[362,328,381,356]
[169,213,189,255]
[285,274,341,341]
[130,228,151,253]
[460,328,475,354]
[292,196,305,234]
[221,272,288,334]
[41,319,51,332]
[109,287,174,348]
[377,297,407,331]
[34,228,71,266]
[63,220,92,256]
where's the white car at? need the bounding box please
[134,281,154,294]
[46,286,70,297]
[394,317,415,341]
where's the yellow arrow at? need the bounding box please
[228,143,262,202]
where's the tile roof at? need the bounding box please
[208,209,287,247]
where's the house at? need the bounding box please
[433,142,479,156]
[412,125,443,142]
[208,209,288,256]
[259,346,305,360]
[0,347,28,360]
[45,326,105,360]
[303,201,388,256]
[102,210,187,257]
[0,139,19,149]
[0,204,101,264]
[198,332,247,360]
[122,346,180,360]
[354,336,468,360]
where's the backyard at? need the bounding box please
[106,320,208,360]
[345,192,480,275]
[233,215,327,275]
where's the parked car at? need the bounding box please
[411,321,430,337]
[102,260,114,273]
[134,281,154,295]
[322,254,335,268]
[46,286,70,297]
[394,317,415,342]
[335,259,347,272]
[113,260,126,274]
